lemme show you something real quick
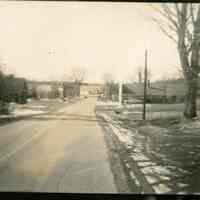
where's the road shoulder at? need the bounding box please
[95,110,130,193]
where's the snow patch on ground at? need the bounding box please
[0,109,46,118]
[20,105,47,110]
[110,123,133,146]
[99,112,133,146]
[125,104,152,108]
[13,109,45,116]
[100,113,113,123]
[153,183,172,193]
[131,153,150,162]
[40,98,50,101]
[141,165,173,176]
[145,175,159,184]
[137,161,157,168]
[96,101,119,106]
[28,105,47,109]
[177,183,189,188]
[123,111,142,114]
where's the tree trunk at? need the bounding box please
[184,79,198,118]
[178,42,199,119]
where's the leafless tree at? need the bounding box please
[62,66,86,97]
[152,3,200,118]
[174,65,184,79]
[70,66,86,84]
[102,73,117,100]
[102,72,115,84]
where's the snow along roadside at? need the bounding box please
[98,112,133,147]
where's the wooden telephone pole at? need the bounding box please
[119,81,123,107]
[143,50,148,120]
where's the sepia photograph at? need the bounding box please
[0,0,200,196]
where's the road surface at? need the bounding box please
[0,97,116,193]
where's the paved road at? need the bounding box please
[0,97,116,193]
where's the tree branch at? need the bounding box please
[152,17,178,43]
[190,3,195,26]
[151,5,179,31]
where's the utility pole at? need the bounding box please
[119,81,123,107]
[143,50,148,120]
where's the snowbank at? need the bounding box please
[110,123,133,146]
[96,101,119,106]
[125,104,152,108]
[28,105,47,109]
[41,98,50,101]
[13,109,45,116]
[123,111,142,115]
[99,112,133,146]
[0,109,46,118]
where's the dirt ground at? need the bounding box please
[96,102,200,194]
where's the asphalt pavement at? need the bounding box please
[0,97,116,193]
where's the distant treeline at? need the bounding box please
[0,70,29,105]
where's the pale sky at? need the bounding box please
[0,1,180,83]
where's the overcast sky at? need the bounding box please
[0,1,180,83]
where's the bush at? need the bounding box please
[146,95,167,104]
[166,95,185,104]
[0,102,9,114]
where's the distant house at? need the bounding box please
[28,81,64,99]
[27,81,103,99]
[63,82,79,98]
[123,79,196,103]
[80,83,103,97]
[28,81,51,99]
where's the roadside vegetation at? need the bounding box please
[96,98,200,193]
[0,69,29,114]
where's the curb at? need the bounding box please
[97,111,155,194]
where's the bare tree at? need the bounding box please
[152,3,200,118]
[70,66,86,84]
[61,66,86,98]
[102,73,118,101]
[102,73,115,84]
[174,65,184,79]
[102,73,113,100]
